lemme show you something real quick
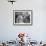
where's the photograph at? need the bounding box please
[13,10,32,25]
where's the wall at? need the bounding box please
[0,0,46,42]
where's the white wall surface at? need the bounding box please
[0,0,46,42]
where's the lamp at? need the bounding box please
[8,0,16,4]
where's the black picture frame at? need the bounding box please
[13,10,33,26]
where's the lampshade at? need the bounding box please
[8,0,16,1]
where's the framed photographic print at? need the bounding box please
[13,10,33,25]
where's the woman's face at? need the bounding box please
[16,15,24,23]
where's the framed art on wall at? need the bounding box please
[13,10,33,25]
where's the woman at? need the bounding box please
[16,15,24,23]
